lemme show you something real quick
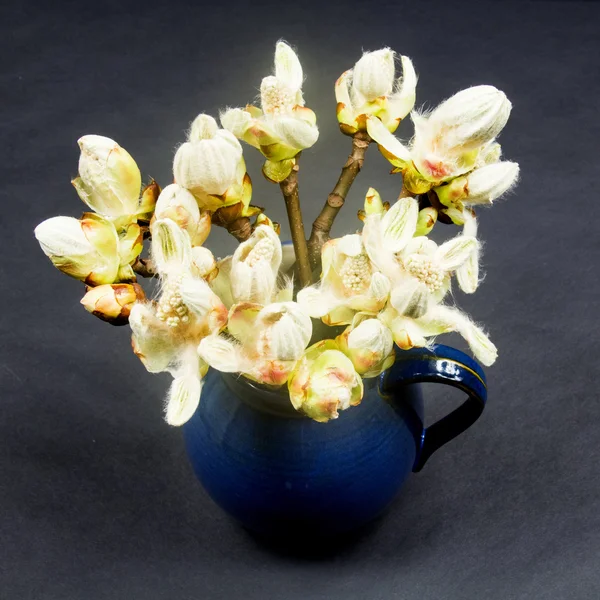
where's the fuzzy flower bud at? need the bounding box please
[353,48,395,101]
[438,161,520,208]
[136,180,161,222]
[414,207,438,236]
[336,318,395,378]
[230,225,282,304]
[154,183,211,246]
[34,214,120,285]
[429,85,512,151]
[81,283,145,325]
[288,341,364,423]
[174,114,244,197]
[73,135,141,219]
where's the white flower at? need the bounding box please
[230,224,283,305]
[154,183,212,247]
[288,340,364,422]
[198,300,312,387]
[336,49,416,134]
[362,196,478,315]
[379,303,497,366]
[221,42,318,182]
[129,218,228,426]
[434,161,520,214]
[297,233,391,326]
[72,135,141,221]
[35,214,121,284]
[455,210,481,294]
[335,315,395,377]
[366,85,512,191]
[174,114,245,200]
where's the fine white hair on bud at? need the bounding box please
[231,225,283,304]
[255,302,313,361]
[352,48,396,102]
[189,114,219,142]
[151,218,192,275]
[220,108,252,138]
[347,318,393,357]
[274,40,304,92]
[456,212,481,294]
[430,85,512,150]
[34,215,120,284]
[464,161,520,205]
[173,126,243,197]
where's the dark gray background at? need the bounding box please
[2,0,599,598]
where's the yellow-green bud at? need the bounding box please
[74,135,141,219]
[414,207,438,236]
[288,341,364,422]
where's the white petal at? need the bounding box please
[165,372,202,426]
[189,114,219,141]
[191,246,216,278]
[129,303,178,373]
[173,135,242,196]
[380,197,419,253]
[464,161,520,205]
[352,48,395,101]
[275,41,303,92]
[366,116,412,163]
[209,256,234,309]
[390,277,430,318]
[151,218,192,275]
[387,55,417,120]
[368,271,392,302]
[220,108,252,138]
[421,305,497,366]
[456,212,480,294]
[231,225,282,303]
[296,285,338,318]
[336,233,363,257]
[347,318,393,357]
[35,216,92,258]
[198,336,245,372]
[436,235,478,271]
[335,70,354,112]
[180,274,217,318]
[270,116,319,150]
[430,85,512,150]
[256,301,312,361]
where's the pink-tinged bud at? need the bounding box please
[288,341,364,422]
[81,283,145,325]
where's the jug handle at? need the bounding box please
[380,344,487,472]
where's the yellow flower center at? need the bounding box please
[404,255,445,292]
[156,275,190,328]
[339,253,371,293]
[261,76,295,115]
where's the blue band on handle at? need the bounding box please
[380,344,488,472]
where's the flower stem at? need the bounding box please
[280,160,312,289]
[307,131,370,269]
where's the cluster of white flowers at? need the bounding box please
[35,41,519,426]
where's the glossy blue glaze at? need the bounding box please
[183,344,487,536]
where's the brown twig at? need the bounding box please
[279,161,312,289]
[307,131,371,269]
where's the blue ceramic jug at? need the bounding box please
[184,344,487,536]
